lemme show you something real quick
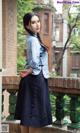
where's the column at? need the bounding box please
[2,0,17,76]
[0,0,2,124]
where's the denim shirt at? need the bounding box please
[26,35,49,79]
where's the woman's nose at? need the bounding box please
[36,23,40,27]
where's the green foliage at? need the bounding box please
[68,6,80,51]
[17,0,35,72]
[70,23,80,51]
[63,95,71,115]
[50,92,56,116]
[17,55,26,73]
[17,0,34,44]
[71,35,80,51]
[33,3,55,12]
[50,93,71,116]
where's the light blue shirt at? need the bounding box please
[26,35,49,79]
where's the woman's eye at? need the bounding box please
[31,20,40,24]
[37,20,40,23]
[31,21,35,24]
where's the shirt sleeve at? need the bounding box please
[27,37,41,70]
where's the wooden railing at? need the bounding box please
[2,76,80,133]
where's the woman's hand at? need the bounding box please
[20,68,33,78]
[20,71,29,78]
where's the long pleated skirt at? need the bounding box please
[14,71,52,127]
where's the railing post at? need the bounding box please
[2,89,5,120]
[53,93,66,126]
[7,90,17,120]
[68,95,80,129]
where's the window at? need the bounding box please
[55,27,59,41]
[44,13,49,34]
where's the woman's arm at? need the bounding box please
[27,37,40,70]
[20,37,40,78]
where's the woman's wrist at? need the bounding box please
[27,68,33,74]
[20,68,33,78]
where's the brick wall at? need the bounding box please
[2,0,17,76]
[0,0,2,71]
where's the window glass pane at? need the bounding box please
[55,28,59,41]
[44,13,49,34]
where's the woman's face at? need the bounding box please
[28,15,41,34]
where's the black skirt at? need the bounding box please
[14,71,52,127]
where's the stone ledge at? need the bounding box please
[2,121,76,133]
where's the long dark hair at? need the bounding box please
[23,12,48,50]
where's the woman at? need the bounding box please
[14,12,52,133]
